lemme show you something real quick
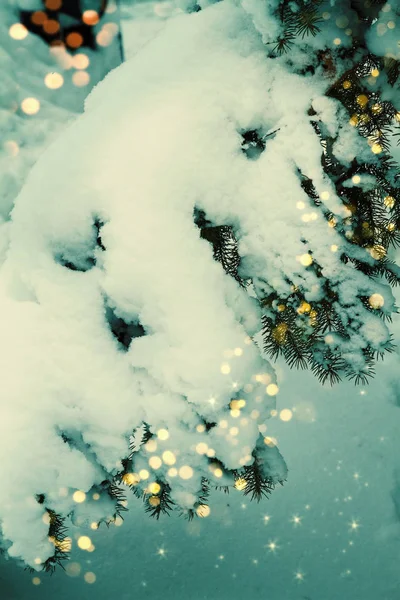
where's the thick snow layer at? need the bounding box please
[0,0,396,569]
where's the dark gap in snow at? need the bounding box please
[193,207,213,230]
[35,494,45,505]
[204,421,217,431]
[241,130,266,160]
[105,306,146,350]
[54,217,105,272]
[94,217,106,251]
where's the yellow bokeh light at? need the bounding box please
[149,456,162,469]
[139,469,149,480]
[342,80,351,89]
[32,577,41,586]
[234,347,243,356]
[384,196,395,208]
[92,492,100,500]
[229,427,239,436]
[368,293,384,309]
[162,450,176,465]
[90,522,99,530]
[333,37,341,45]
[196,504,210,517]
[234,478,247,491]
[21,98,40,115]
[371,143,382,154]
[330,244,338,252]
[77,536,91,550]
[45,72,64,90]
[73,490,86,503]
[145,439,157,452]
[352,175,361,184]
[371,68,380,77]
[220,363,231,374]
[299,253,313,267]
[84,572,96,584]
[122,472,140,486]
[279,408,293,422]
[196,424,205,433]
[357,94,369,107]
[168,467,178,477]
[266,383,279,396]
[148,482,161,495]
[149,495,160,507]
[264,436,277,447]
[179,465,193,480]
[9,23,28,40]
[214,468,223,478]
[196,442,208,454]
[157,428,169,440]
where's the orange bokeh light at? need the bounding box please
[66,32,83,49]
[82,10,100,26]
[43,19,60,35]
[45,0,62,9]
[31,11,47,26]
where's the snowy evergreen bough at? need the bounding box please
[0,0,399,572]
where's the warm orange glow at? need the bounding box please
[9,23,28,40]
[45,0,62,9]
[82,10,100,25]
[31,11,47,26]
[43,19,60,35]
[21,98,40,115]
[72,71,90,87]
[66,32,83,49]
[44,72,64,89]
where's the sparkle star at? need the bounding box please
[353,472,360,480]
[266,540,278,553]
[349,519,360,532]
[263,514,271,524]
[294,571,304,582]
[291,515,302,526]
[157,547,166,557]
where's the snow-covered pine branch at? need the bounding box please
[0,0,399,570]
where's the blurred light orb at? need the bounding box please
[9,23,28,40]
[77,536,91,550]
[72,71,90,87]
[73,53,90,70]
[21,97,40,115]
[83,10,100,25]
[45,72,64,89]
[279,408,293,422]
